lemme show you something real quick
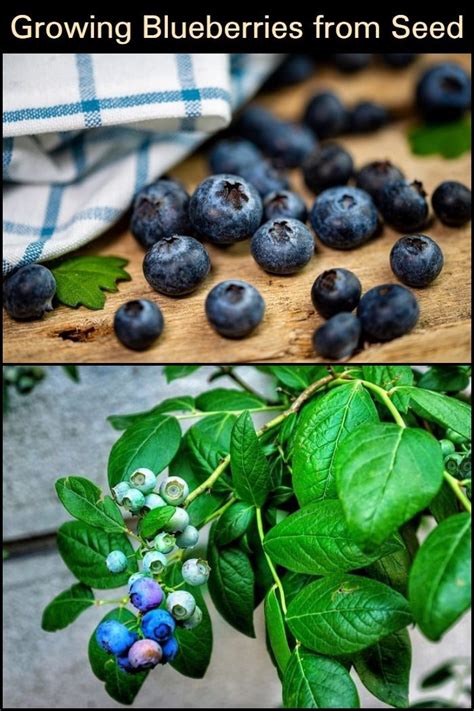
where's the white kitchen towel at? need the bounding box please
[3,53,280,274]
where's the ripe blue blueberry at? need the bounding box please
[333,54,372,73]
[303,91,348,139]
[3,264,56,321]
[163,507,190,533]
[122,488,146,514]
[128,639,162,670]
[310,186,378,249]
[416,62,471,123]
[160,476,189,506]
[143,551,168,575]
[390,235,444,288]
[313,313,361,360]
[382,54,418,68]
[263,190,308,223]
[355,160,405,207]
[431,181,471,227]
[143,235,210,296]
[302,143,354,194]
[116,653,135,674]
[106,550,128,574]
[96,620,138,656]
[143,493,167,512]
[311,268,362,318]
[111,481,130,505]
[236,161,289,198]
[349,102,389,133]
[153,532,176,554]
[141,609,176,642]
[130,179,191,249]
[181,558,211,586]
[189,174,263,244]
[175,525,200,549]
[209,138,262,175]
[379,180,428,233]
[357,284,420,341]
[160,636,179,663]
[128,468,157,495]
[129,577,164,612]
[181,605,203,630]
[205,280,265,339]
[128,572,151,590]
[166,591,196,621]
[251,218,314,275]
[114,300,164,351]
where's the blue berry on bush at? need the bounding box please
[143,235,210,296]
[163,507,190,533]
[303,91,348,139]
[129,577,164,613]
[143,551,168,574]
[128,639,162,670]
[130,179,191,249]
[141,609,176,642]
[114,300,164,351]
[181,606,203,630]
[205,280,265,339]
[166,591,196,621]
[209,138,262,174]
[129,468,157,494]
[96,620,138,656]
[302,143,354,194]
[313,313,361,360]
[153,532,175,554]
[176,525,200,549]
[251,218,314,275]
[355,160,405,207]
[311,268,362,318]
[390,235,444,288]
[3,264,56,321]
[122,488,145,514]
[357,284,420,341]
[128,572,150,589]
[432,181,471,227]
[263,190,308,223]
[160,476,189,505]
[416,62,471,123]
[106,550,128,573]
[160,636,179,663]
[116,653,135,673]
[310,186,378,249]
[379,180,428,233]
[111,481,130,505]
[181,558,211,586]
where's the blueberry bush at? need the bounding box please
[42,365,471,707]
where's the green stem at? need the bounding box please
[444,471,472,513]
[256,507,287,614]
[95,596,129,606]
[333,375,407,428]
[175,405,283,421]
[217,366,270,402]
[201,496,237,526]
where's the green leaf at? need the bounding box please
[430,482,460,523]
[107,414,181,489]
[408,118,471,159]
[231,411,272,507]
[214,501,255,546]
[335,423,444,548]
[56,521,136,588]
[266,365,328,391]
[42,583,94,632]
[264,500,402,575]
[408,512,471,640]
[420,662,455,689]
[418,366,470,393]
[283,647,360,708]
[265,587,292,674]
[89,608,140,682]
[286,574,412,655]
[363,540,411,596]
[62,365,80,382]
[170,582,213,678]
[292,382,378,504]
[163,365,201,382]
[398,387,471,441]
[353,629,411,708]
[104,657,147,705]
[107,396,195,430]
[282,571,317,606]
[361,366,414,410]
[50,255,131,309]
[55,477,125,533]
[207,524,255,637]
[138,505,175,539]
[196,388,265,412]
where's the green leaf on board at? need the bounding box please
[408,118,471,159]
[50,256,131,309]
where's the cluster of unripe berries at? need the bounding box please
[3,365,45,394]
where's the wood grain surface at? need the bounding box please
[3,53,471,364]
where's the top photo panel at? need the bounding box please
[3,52,471,364]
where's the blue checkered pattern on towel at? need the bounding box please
[3,53,280,275]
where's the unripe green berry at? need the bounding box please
[439,439,456,457]
[143,551,168,574]
[122,488,146,513]
[106,550,128,573]
[445,428,469,445]
[112,481,130,505]
[176,525,199,549]
[163,507,190,533]
[166,591,196,620]
[129,468,157,494]
[143,493,167,512]
[181,605,203,629]
[181,558,211,586]
[154,532,175,554]
[160,476,190,506]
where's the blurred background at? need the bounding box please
[2,365,471,708]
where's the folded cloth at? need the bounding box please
[3,53,280,274]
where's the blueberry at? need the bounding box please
[440,439,456,457]
[390,235,444,288]
[106,550,128,574]
[302,143,354,194]
[175,525,200,549]
[159,476,189,506]
[382,54,418,68]
[313,313,361,360]
[128,639,162,670]
[143,551,168,575]
[236,105,316,168]
[143,235,210,296]
[143,493,167,512]
[129,468,157,494]
[311,268,362,318]
[116,654,135,674]
[122,488,145,513]
[114,300,163,351]
[181,606,203,630]
[310,186,378,250]
[111,482,130,505]
[251,218,314,275]
[96,620,137,656]
[154,532,175,554]
[333,54,372,73]
[379,180,428,233]
[3,264,56,320]
[205,280,265,338]
[130,179,191,249]
[355,160,405,206]
[349,102,389,133]
[263,190,308,223]
[209,138,262,175]
[264,55,315,89]
[237,160,289,197]
[303,91,348,139]
[416,62,471,122]
[128,572,151,590]
[357,284,420,341]
[181,558,211,587]
[163,507,190,533]
[189,174,262,244]
[160,636,179,664]
[141,609,176,643]
[431,181,471,227]
[166,591,196,621]
[129,578,164,613]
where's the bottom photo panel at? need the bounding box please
[3,364,472,710]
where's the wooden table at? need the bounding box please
[4,54,471,364]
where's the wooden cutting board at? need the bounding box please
[3,53,471,364]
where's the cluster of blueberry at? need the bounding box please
[440,430,472,489]
[3,365,44,394]
[94,468,210,673]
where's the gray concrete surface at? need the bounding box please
[2,366,471,708]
